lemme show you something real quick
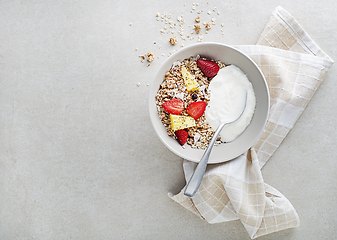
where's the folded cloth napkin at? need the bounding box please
[168,6,334,239]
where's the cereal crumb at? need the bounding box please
[205,22,211,30]
[194,24,202,34]
[195,16,200,23]
[129,23,132,26]
[146,52,154,62]
[169,36,178,45]
[137,82,141,87]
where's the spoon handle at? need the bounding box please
[184,121,227,197]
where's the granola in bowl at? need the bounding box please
[155,56,225,149]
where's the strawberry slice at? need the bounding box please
[175,129,189,145]
[162,98,184,115]
[186,101,207,120]
[197,59,220,77]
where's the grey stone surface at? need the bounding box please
[0,1,336,239]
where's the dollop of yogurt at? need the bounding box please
[205,65,256,142]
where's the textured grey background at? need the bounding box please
[0,0,336,239]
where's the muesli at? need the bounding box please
[155,56,225,149]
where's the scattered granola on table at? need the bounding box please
[155,56,226,149]
[194,24,202,34]
[205,22,211,31]
[146,52,154,62]
[195,16,200,23]
[139,55,145,63]
[169,37,178,45]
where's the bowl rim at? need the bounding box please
[148,42,270,163]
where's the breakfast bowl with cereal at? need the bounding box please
[148,43,269,163]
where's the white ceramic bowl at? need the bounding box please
[148,43,269,163]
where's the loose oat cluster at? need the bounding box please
[194,24,202,34]
[169,37,178,45]
[138,52,154,67]
[155,56,226,149]
[146,52,154,62]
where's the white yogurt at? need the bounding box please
[205,65,256,142]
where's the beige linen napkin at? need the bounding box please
[168,6,334,239]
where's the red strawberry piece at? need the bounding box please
[197,59,220,77]
[162,98,184,115]
[175,129,189,146]
[186,101,207,120]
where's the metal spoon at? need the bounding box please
[184,91,248,198]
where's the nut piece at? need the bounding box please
[194,24,202,34]
[146,52,154,62]
[205,22,211,30]
[169,37,178,45]
[195,16,200,23]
